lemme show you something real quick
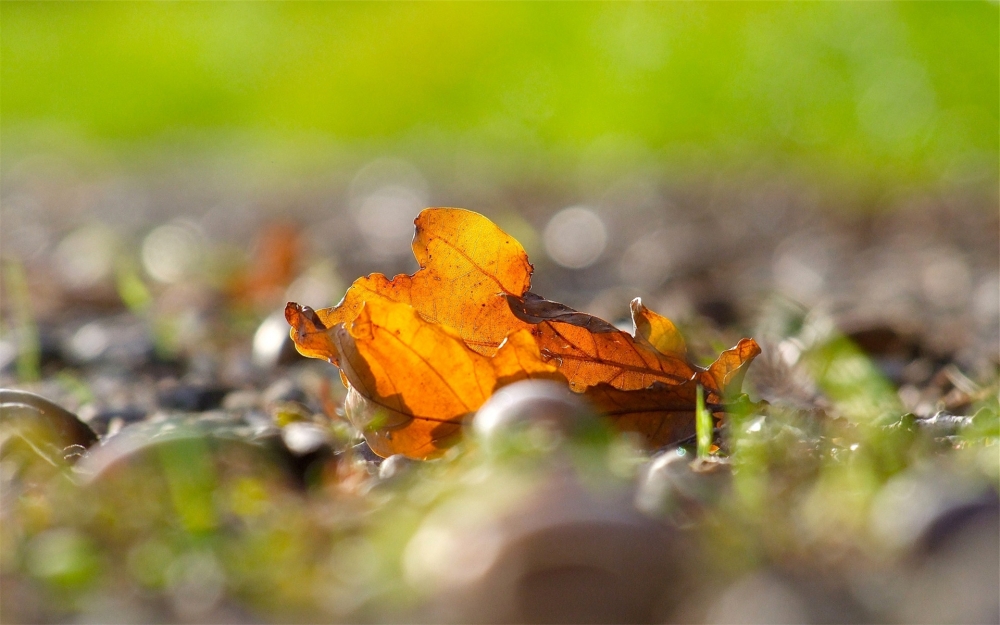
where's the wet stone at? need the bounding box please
[405,463,688,624]
[0,338,16,374]
[846,325,926,386]
[697,299,738,327]
[708,569,870,625]
[0,327,65,376]
[0,390,98,487]
[876,482,1000,624]
[281,422,330,457]
[0,389,98,452]
[221,389,261,412]
[919,490,1000,555]
[62,315,155,369]
[279,421,337,488]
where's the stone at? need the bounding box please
[472,380,600,451]
[403,464,689,623]
[0,389,98,460]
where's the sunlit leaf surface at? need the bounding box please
[334,299,559,458]
[288,208,760,457]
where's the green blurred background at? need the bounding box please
[3,1,997,194]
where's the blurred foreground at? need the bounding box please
[1,164,997,622]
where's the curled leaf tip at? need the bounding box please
[285,301,341,363]
[702,338,762,399]
[630,297,687,357]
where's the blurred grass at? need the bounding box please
[2,2,997,192]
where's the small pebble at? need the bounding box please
[472,380,597,449]
[1,328,64,375]
[252,311,300,370]
[74,416,292,487]
[378,454,414,480]
[79,406,147,438]
[404,465,685,624]
[636,450,732,521]
[281,422,330,456]
[63,316,154,368]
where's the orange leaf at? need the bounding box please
[333,299,558,459]
[286,207,762,455]
[697,338,762,400]
[291,208,533,365]
[285,302,339,363]
[584,338,761,447]
[631,298,687,358]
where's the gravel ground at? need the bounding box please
[1,159,997,623]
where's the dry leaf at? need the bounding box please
[285,303,340,363]
[508,293,697,392]
[288,208,533,366]
[697,338,761,399]
[334,299,558,458]
[583,382,700,448]
[287,207,761,457]
[584,338,761,447]
[631,298,687,358]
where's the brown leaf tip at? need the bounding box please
[285,302,326,330]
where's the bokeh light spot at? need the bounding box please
[543,206,607,269]
[141,221,206,284]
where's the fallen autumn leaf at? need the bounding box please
[288,208,760,458]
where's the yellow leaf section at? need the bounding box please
[333,299,558,459]
[291,208,534,365]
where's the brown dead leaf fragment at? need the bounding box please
[585,338,761,447]
[290,208,534,366]
[584,382,700,448]
[508,293,698,392]
[285,303,339,363]
[333,299,558,458]
[697,338,762,400]
[506,292,759,446]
